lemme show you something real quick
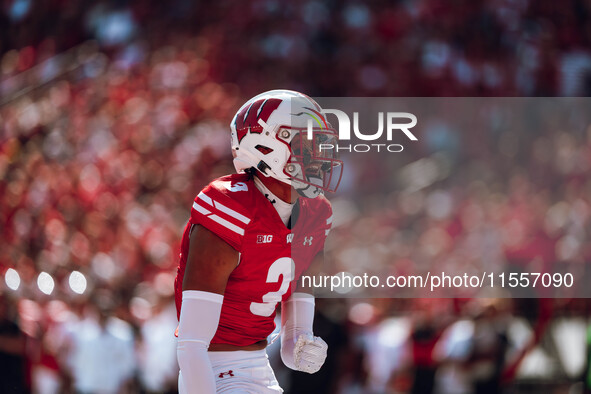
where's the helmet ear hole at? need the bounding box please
[255,145,274,155]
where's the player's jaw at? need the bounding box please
[254,171,297,203]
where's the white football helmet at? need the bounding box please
[231,90,342,198]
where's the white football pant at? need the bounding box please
[179,349,282,394]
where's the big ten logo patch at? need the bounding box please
[257,234,273,244]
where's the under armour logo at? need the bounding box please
[218,370,234,378]
[265,193,276,204]
[286,234,294,244]
[303,236,313,246]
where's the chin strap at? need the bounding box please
[253,159,324,199]
[257,160,272,175]
[253,176,294,226]
[293,176,323,198]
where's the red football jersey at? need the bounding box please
[175,173,332,346]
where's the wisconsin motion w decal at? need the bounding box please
[234,98,282,142]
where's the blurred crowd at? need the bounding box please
[324,97,591,300]
[2,0,591,393]
[3,0,591,97]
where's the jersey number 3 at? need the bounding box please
[250,257,295,317]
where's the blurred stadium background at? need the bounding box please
[1,0,591,393]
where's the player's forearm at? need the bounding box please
[177,290,223,394]
[281,292,315,338]
[177,341,216,393]
[281,293,314,370]
[280,292,327,373]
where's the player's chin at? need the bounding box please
[289,186,301,202]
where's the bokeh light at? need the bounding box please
[68,271,87,294]
[5,268,21,291]
[37,272,55,295]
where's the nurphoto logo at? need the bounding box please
[308,110,418,153]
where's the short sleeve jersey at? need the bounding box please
[174,174,333,346]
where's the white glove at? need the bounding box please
[292,333,328,373]
[281,293,328,374]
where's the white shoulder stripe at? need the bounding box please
[208,214,245,235]
[193,202,211,215]
[197,192,213,206]
[213,200,250,224]
[193,202,245,236]
[197,191,251,225]
[326,215,333,225]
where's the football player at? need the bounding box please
[174,90,343,393]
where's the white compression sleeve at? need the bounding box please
[177,290,223,394]
[281,292,327,373]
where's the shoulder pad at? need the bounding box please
[190,174,254,251]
